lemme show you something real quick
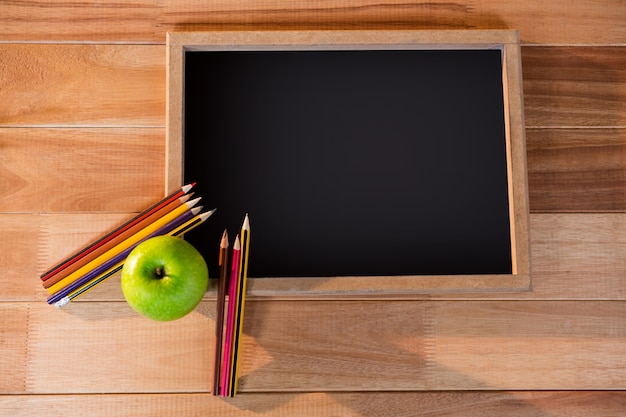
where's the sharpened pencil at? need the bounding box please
[47,206,213,305]
[42,193,194,289]
[213,229,229,395]
[46,197,202,295]
[221,234,240,397]
[53,209,216,308]
[230,214,250,396]
[41,182,195,281]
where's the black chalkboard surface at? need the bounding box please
[183,48,512,280]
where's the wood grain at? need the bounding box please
[1,1,625,44]
[0,304,28,393]
[1,391,625,417]
[523,213,626,300]
[14,213,624,303]
[0,45,164,127]
[3,44,625,131]
[527,128,626,212]
[25,301,213,394]
[0,0,625,412]
[428,301,626,390]
[522,46,626,127]
[0,128,165,213]
[11,300,626,393]
[0,0,158,42]
[471,0,626,45]
[160,0,626,45]
[0,215,41,300]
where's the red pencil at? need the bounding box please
[40,182,195,281]
[42,193,195,289]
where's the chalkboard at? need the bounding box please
[167,30,531,295]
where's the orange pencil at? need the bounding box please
[46,198,201,295]
[41,182,195,281]
[42,193,194,289]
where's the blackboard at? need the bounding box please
[167,30,531,295]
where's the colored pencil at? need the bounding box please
[47,206,210,305]
[212,229,229,395]
[220,234,240,397]
[46,198,201,295]
[230,214,251,396]
[53,209,216,308]
[41,182,195,281]
[42,193,194,288]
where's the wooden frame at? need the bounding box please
[166,30,531,298]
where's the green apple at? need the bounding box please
[121,235,208,321]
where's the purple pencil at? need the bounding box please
[47,206,203,305]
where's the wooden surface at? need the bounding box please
[1,1,626,415]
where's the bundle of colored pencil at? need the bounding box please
[41,183,216,308]
[213,214,251,397]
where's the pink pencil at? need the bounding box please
[220,234,240,397]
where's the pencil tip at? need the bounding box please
[242,213,250,230]
[187,196,202,208]
[182,182,196,193]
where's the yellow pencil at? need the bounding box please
[47,197,202,295]
[53,209,216,308]
[230,213,251,396]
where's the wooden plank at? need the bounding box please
[522,46,626,127]
[0,128,165,213]
[0,215,40,300]
[0,0,159,42]
[0,304,28,393]
[18,300,626,393]
[527,128,626,212]
[0,45,164,126]
[57,212,626,303]
[527,213,626,299]
[1,213,623,303]
[34,213,137,303]
[239,300,626,391]
[471,0,626,45]
[160,0,626,45]
[1,210,624,305]
[428,301,626,390]
[2,44,624,131]
[24,300,428,393]
[0,1,624,44]
[159,1,471,35]
[22,213,626,302]
[25,301,213,394]
[1,391,625,416]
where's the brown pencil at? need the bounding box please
[213,229,229,395]
[42,193,197,289]
[41,182,195,281]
